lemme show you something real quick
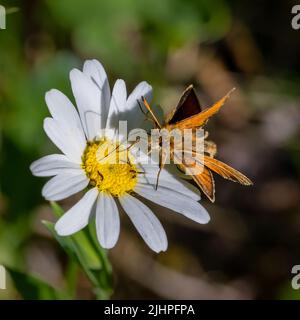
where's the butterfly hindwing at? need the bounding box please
[192,166,215,202]
[181,159,215,202]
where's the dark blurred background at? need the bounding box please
[1,0,300,299]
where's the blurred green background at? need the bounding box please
[1,0,300,299]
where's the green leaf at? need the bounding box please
[43,213,113,299]
[42,220,77,259]
[43,221,101,270]
[50,201,65,218]
[6,267,68,300]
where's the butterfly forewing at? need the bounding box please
[203,155,253,185]
[167,88,235,130]
[166,85,202,125]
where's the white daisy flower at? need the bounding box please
[30,59,210,253]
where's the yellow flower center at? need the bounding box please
[82,139,138,197]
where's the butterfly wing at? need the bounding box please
[168,88,235,130]
[165,85,202,125]
[192,166,215,202]
[175,147,251,201]
[204,155,253,185]
[178,160,215,202]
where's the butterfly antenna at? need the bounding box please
[142,96,162,129]
[137,99,148,115]
[138,99,159,127]
[97,139,139,163]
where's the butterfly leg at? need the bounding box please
[155,148,168,190]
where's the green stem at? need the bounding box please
[65,259,78,298]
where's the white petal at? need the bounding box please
[134,184,210,224]
[45,89,86,151]
[119,194,167,253]
[139,166,200,201]
[42,170,89,201]
[106,79,127,132]
[55,187,98,236]
[70,69,104,140]
[30,154,81,177]
[83,59,111,116]
[96,192,120,249]
[125,81,152,130]
[43,118,83,163]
